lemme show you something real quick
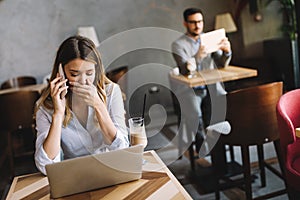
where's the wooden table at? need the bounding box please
[0,83,47,95]
[169,65,258,187]
[5,151,192,200]
[169,65,257,87]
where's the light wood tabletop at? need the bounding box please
[6,150,192,200]
[0,83,47,95]
[169,65,258,88]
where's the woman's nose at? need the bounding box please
[78,75,87,85]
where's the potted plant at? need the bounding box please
[266,0,299,89]
[267,0,297,39]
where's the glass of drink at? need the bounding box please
[128,117,148,149]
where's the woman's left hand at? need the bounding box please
[69,79,104,108]
[70,80,116,143]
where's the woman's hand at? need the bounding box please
[50,73,68,116]
[69,79,105,109]
[70,80,118,144]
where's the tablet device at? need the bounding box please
[200,28,226,53]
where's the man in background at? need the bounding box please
[171,7,232,154]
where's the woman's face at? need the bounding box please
[64,58,96,85]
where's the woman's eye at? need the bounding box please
[87,72,94,76]
[70,73,79,77]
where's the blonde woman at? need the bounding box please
[35,36,129,175]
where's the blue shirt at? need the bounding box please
[171,34,232,75]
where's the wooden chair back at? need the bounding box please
[1,76,37,89]
[106,66,128,83]
[0,90,40,132]
[0,90,40,161]
[0,90,40,177]
[222,81,283,145]
[106,66,128,101]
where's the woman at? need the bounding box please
[35,35,129,175]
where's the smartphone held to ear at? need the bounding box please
[58,64,68,99]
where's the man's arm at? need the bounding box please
[212,50,232,68]
[171,41,190,75]
[212,37,232,68]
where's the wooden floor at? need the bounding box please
[167,152,288,199]
[148,122,288,200]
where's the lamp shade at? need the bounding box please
[77,26,100,47]
[215,13,237,33]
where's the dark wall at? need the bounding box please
[296,0,300,63]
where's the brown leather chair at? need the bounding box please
[1,76,37,89]
[106,66,128,100]
[106,66,129,124]
[0,90,40,176]
[215,82,286,199]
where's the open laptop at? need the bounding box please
[45,145,144,198]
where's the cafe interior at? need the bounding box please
[1,0,300,199]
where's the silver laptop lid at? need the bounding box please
[46,145,144,198]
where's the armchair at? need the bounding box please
[276,88,300,199]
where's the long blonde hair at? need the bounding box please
[35,35,111,126]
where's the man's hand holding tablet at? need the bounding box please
[200,28,226,53]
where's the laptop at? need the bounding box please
[45,145,144,198]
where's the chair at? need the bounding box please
[276,88,300,199]
[0,129,11,191]
[0,90,40,176]
[217,82,286,200]
[106,66,128,101]
[1,76,37,89]
[106,66,129,124]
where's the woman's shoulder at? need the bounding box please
[105,82,120,93]
[105,82,119,96]
[38,104,53,114]
[35,104,53,123]
[105,82,123,102]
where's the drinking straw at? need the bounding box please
[142,93,147,125]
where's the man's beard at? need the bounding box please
[190,32,199,37]
[188,28,200,37]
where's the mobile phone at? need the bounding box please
[58,63,67,99]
